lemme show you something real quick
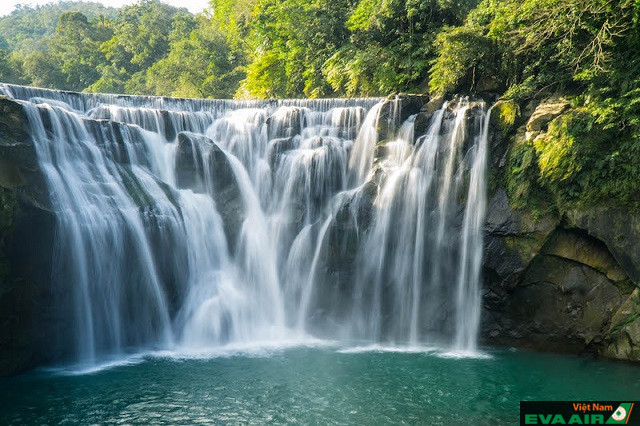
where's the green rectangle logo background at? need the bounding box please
[521,401,638,425]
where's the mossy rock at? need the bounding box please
[490,99,520,134]
[603,289,640,361]
[524,97,570,141]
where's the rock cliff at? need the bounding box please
[482,98,640,361]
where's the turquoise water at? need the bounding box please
[1,346,639,424]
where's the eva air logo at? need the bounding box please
[607,403,634,424]
[521,401,638,425]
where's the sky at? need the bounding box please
[0,0,210,17]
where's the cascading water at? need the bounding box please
[0,83,491,366]
[347,101,492,349]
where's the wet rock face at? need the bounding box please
[481,190,640,362]
[480,98,640,362]
[267,137,297,168]
[310,178,378,330]
[175,132,210,193]
[604,289,640,361]
[487,252,626,354]
[0,97,67,375]
[566,209,640,284]
[175,132,245,252]
[377,94,429,142]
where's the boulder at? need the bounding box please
[566,208,640,284]
[494,254,625,354]
[413,112,433,138]
[310,177,378,331]
[267,136,297,168]
[524,98,570,140]
[175,132,245,252]
[603,289,640,361]
[267,108,304,139]
[175,132,210,193]
[424,96,445,114]
[377,94,429,142]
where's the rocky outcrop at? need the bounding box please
[482,99,640,362]
[0,97,64,375]
[377,94,429,142]
[482,198,640,360]
[524,98,569,137]
[603,289,640,361]
[566,209,640,284]
[175,132,245,251]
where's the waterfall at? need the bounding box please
[0,83,491,365]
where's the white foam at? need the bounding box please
[337,344,440,354]
[42,353,151,376]
[435,350,493,360]
[164,337,338,359]
[336,344,493,359]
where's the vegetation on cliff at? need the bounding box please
[443,0,640,211]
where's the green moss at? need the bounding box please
[614,279,638,296]
[532,109,640,209]
[504,233,547,265]
[491,99,520,133]
[503,102,640,216]
[505,138,553,216]
[610,310,640,337]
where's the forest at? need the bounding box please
[0,0,639,209]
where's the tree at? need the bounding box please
[146,16,244,98]
[98,0,192,93]
[323,0,479,96]
[0,1,116,54]
[241,0,356,98]
[48,12,112,91]
[21,50,66,89]
[0,49,25,84]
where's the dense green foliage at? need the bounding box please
[443,0,640,209]
[0,0,479,98]
[0,0,636,103]
[0,1,116,54]
[0,0,639,207]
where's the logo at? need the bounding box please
[521,402,638,425]
[609,404,634,424]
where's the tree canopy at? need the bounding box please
[1,0,639,208]
[0,0,636,103]
[0,0,481,98]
